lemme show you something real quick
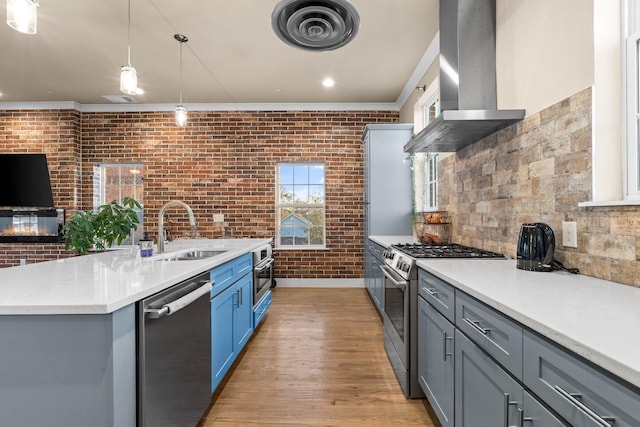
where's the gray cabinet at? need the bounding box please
[418,295,454,427]
[522,391,567,427]
[362,124,412,316]
[365,239,385,314]
[362,124,413,238]
[524,330,640,427]
[418,268,570,427]
[455,330,523,427]
[456,291,523,380]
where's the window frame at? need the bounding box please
[413,78,440,212]
[625,0,640,200]
[275,162,326,250]
[93,162,144,244]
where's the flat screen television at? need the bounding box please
[0,154,55,207]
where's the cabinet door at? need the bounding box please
[234,274,253,351]
[418,296,454,427]
[455,330,522,427]
[522,391,568,426]
[524,330,640,427]
[211,284,236,393]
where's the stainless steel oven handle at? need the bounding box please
[145,281,213,319]
[380,265,408,291]
[254,258,274,272]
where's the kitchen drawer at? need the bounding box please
[456,291,523,379]
[210,253,253,298]
[235,253,253,278]
[368,240,385,260]
[419,269,455,323]
[253,289,272,328]
[210,259,236,297]
[523,330,640,427]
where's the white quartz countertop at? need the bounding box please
[0,238,271,315]
[369,235,418,248]
[417,258,640,389]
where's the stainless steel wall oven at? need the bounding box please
[253,243,274,307]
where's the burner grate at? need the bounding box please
[393,243,505,259]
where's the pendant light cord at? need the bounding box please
[127,0,132,66]
[179,41,183,104]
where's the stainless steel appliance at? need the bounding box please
[137,271,213,427]
[253,243,274,307]
[381,243,506,398]
[516,223,555,272]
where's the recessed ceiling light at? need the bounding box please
[323,78,335,88]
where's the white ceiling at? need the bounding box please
[0,0,439,108]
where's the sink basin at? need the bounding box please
[155,249,228,261]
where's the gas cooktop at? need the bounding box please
[392,243,506,259]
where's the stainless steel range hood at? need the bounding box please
[404,0,525,153]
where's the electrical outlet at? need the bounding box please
[213,214,224,223]
[562,221,578,248]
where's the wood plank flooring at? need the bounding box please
[199,287,437,426]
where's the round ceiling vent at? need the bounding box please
[271,0,360,52]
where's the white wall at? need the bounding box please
[495,0,594,113]
[401,0,624,203]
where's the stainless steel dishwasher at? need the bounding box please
[137,271,212,427]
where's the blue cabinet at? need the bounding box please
[210,253,254,393]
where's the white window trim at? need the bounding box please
[624,0,640,200]
[275,162,326,250]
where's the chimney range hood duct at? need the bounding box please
[404,0,525,153]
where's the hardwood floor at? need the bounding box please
[199,287,437,426]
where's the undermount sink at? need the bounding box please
[155,249,228,261]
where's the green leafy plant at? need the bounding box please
[64,197,141,255]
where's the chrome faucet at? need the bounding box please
[158,200,198,253]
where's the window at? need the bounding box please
[413,78,440,211]
[625,0,640,199]
[275,163,325,249]
[93,163,144,244]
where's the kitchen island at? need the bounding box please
[0,238,270,427]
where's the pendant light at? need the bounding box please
[120,0,137,95]
[6,0,38,34]
[174,34,188,127]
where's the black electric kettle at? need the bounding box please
[516,223,555,272]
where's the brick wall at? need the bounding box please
[0,110,81,267]
[1,109,398,277]
[439,87,640,288]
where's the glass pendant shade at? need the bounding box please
[175,105,188,127]
[6,0,38,34]
[120,65,138,95]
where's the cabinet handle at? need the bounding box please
[519,408,533,426]
[442,331,453,361]
[422,286,440,296]
[554,385,614,427]
[503,393,519,427]
[463,317,491,335]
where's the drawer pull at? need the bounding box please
[519,408,533,425]
[442,331,453,361]
[503,393,519,427]
[554,385,615,427]
[422,286,440,296]
[463,317,491,335]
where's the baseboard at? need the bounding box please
[273,278,364,288]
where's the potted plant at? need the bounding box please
[64,197,142,255]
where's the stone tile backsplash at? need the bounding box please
[438,87,640,288]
